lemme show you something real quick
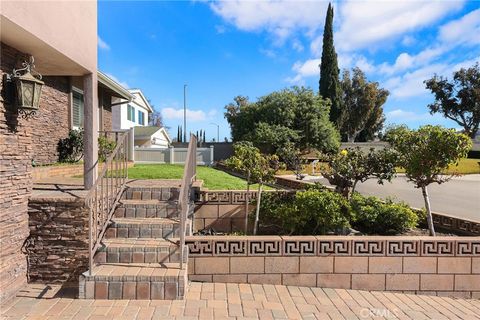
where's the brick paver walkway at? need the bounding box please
[2,282,480,320]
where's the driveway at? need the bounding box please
[2,283,480,319]
[301,174,480,222]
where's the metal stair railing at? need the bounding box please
[86,131,129,275]
[178,134,197,270]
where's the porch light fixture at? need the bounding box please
[6,55,44,118]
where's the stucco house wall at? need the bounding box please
[0,0,97,304]
[112,90,151,130]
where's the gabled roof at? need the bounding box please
[97,71,133,100]
[134,126,172,144]
[129,89,154,113]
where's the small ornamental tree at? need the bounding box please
[386,125,472,236]
[225,142,278,234]
[277,142,306,180]
[321,147,397,198]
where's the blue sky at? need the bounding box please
[98,0,480,141]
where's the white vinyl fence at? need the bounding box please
[134,146,214,165]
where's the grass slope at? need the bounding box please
[128,164,269,190]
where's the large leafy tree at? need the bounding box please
[386,125,472,236]
[424,63,480,138]
[319,2,342,125]
[339,68,389,142]
[224,87,340,154]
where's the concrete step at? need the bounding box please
[94,238,182,264]
[114,199,180,219]
[122,187,180,201]
[79,263,187,300]
[105,218,181,239]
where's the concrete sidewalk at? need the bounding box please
[2,282,480,319]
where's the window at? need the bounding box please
[72,88,84,129]
[138,110,145,125]
[127,104,135,122]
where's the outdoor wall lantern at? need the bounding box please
[4,55,44,118]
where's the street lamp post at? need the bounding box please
[183,84,187,143]
[210,122,219,142]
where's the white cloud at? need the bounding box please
[292,39,304,52]
[209,0,327,43]
[259,48,277,59]
[385,56,480,99]
[439,8,480,47]
[105,73,129,89]
[386,109,439,123]
[161,108,207,122]
[286,58,321,84]
[98,36,110,50]
[337,53,376,73]
[335,1,464,51]
[376,9,480,76]
[378,46,447,75]
[401,35,416,46]
[386,63,447,98]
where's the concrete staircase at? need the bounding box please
[79,185,189,300]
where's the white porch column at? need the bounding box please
[128,127,135,162]
[83,73,99,189]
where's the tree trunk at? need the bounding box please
[253,183,263,235]
[347,134,355,143]
[350,180,358,198]
[245,173,250,234]
[421,186,436,236]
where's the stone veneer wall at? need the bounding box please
[102,104,112,132]
[0,42,32,304]
[186,236,480,299]
[26,198,89,284]
[31,76,70,165]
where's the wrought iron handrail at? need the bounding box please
[179,134,197,270]
[86,131,129,275]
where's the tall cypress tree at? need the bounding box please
[319,3,341,125]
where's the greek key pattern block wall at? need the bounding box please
[186,236,480,299]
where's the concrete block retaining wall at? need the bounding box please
[186,236,480,299]
[194,190,480,236]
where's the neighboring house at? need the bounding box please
[1,1,126,303]
[112,89,153,130]
[134,126,171,148]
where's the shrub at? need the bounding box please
[58,130,118,164]
[259,188,350,235]
[295,189,351,235]
[350,193,418,235]
[58,129,84,163]
[258,192,298,235]
[98,136,116,162]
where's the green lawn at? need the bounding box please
[128,164,271,190]
[395,158,480,175]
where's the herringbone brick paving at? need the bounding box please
[2,282,480,319]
